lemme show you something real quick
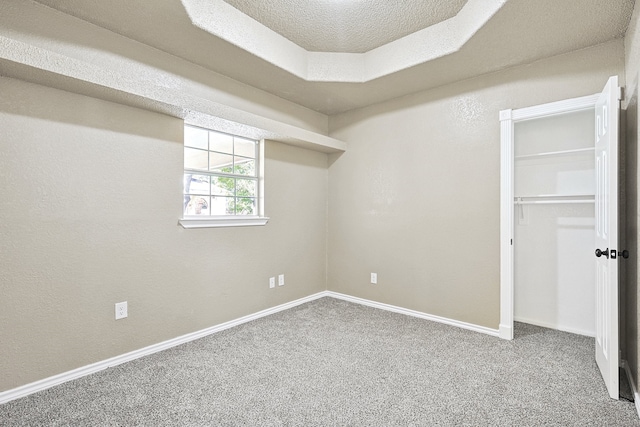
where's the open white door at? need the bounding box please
[594,75,620,400]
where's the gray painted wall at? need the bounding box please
[624,0,640,396]
[0,77,328,392]
[327,40,625,329]
[2,3,640,399]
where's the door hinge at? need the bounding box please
[618,87,624,101]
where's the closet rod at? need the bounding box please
[514,199,595,205]
[514,194,595,199]
[514,147,594,160]
[514,195,595,205]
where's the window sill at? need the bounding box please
[178,216,270,229]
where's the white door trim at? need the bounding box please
[499,93,600,340]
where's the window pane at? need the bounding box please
[236,178,257,198]
[235,198,256,215]
[184,174,210,195]
[184,126,208,149]
[209,152,234,173]
[183,124,262,220]
[234,157,255,176]
[209,131,233,154]
[210,196,235,215]
[184,195,210,215]
[234,137,256,158]
[211,176,234,197]
[184,147,208,170]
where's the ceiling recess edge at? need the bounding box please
[180,0,508,83]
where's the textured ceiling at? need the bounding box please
[222,0,467,53]
[181,0,502,83]
[25,0,638,115]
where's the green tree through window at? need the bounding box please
[218,162,256,215]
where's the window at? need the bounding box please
[179,125,268,228]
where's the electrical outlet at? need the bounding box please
[269,277,276,289]
[278,274,285,286]
[115,301,128,320]
[371,273,377,284]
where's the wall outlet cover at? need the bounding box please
[269,277,276,289]
[115,301,128,320]
[278,274,285,286]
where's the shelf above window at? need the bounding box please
[0,37,347,155]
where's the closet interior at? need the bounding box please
[513,108,596,336]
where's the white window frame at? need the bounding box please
[179,124,268,229]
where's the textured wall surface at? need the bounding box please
[624,0,640,399]
[0,77,328,392]
[625,82,639,398]
[0,0,332,138]
[626,2,640,95]
[1,1,638,399]
[327,41,625,329]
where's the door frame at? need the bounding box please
[499,93,600,340]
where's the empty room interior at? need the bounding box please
[2,0,640,424]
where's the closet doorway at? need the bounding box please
[513,107,596,336]
[499,76,621,399]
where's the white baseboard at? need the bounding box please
[1,290,500,405]
[499,323,514,340]
[622,360,640,418]
[514,316,595,338]
[326,291,500,338]
[0,291,328,405]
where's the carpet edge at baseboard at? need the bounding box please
[0,290,500,405]
[0,291,329,405]
[326,291,500,338]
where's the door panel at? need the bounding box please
[594,75,619,400]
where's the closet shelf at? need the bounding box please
[514,194,595,205]
[515,147,594,160]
